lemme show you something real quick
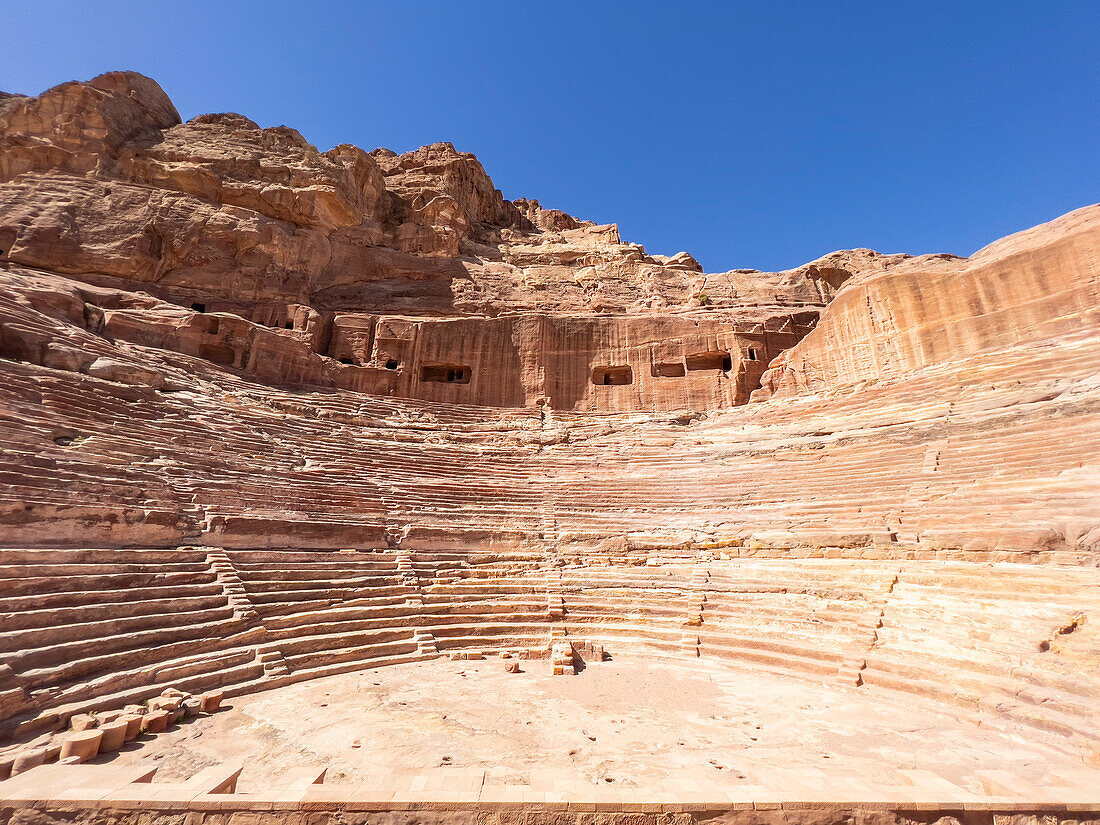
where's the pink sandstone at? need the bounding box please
[59,729,101,762]
[120,714,142,741]
[0,70,1097,810]
[96,719,128,752]
[140,711,169,735]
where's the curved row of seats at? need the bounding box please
[863,563,1100,741]
[1,547,1098,758]
[0,549,265,738]
[1,279,1099,756]
[3,318,1100,557]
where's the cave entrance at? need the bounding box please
[592,365,633,386]
[421,364,471,384]
[652,361,686,378]
[686,351,732,372]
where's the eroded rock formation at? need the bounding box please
[0,71,898,412]
[0,71,1098,780]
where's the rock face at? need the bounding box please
[756,207,1100,400]
[0,71,894,412]
[0,72,1098,774]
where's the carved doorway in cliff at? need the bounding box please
[592,365,633,386]
[421,363,472,384]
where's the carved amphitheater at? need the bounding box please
[0,72,1098,823]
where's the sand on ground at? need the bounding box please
[107,653,1084,790]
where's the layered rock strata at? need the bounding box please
[0,72,1098,769]
[0,71,902,411]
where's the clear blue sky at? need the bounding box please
[3,1,1097,272]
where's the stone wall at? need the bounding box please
[1,761,1098,819]
[326,311,814,410]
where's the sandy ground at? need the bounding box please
[109,654,1085,789]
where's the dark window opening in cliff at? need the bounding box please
[593,366,633,386]
[652,361,686,378]
[748,348,759,361]
[201,344,236,366]
[421,364,471,384]
[686,351,732,372]
[385,359,400,370]
[284,321,294,330]
[338,357,355,365]
[191,302,206,313]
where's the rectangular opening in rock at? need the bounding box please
[748,347,759,361]
[191,302,206,313]
[652,361,686,377]
[686,351,732,372]
[421,364,471,383]
[200,344,236,366]
[592,365,633,386]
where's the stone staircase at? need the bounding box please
[206,551,259,622]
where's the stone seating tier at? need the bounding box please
[3,548,1096,757]
[0,206,1098,748]
[2,309,1098,556]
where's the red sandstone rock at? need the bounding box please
[59,729,101,762]
[96,718,127,752]
[141,710,169,734]
[0,70,1096,774]
[10,748,48,775]
[149,696,182,713]
[68,713,96,732]
[199,691,223,713]
[120,713,143,740]
[0,70,851,357]
[755,206,1100,402]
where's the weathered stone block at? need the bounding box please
[142,709,170,734]
[59,729,102,762]
[97,718,129,752]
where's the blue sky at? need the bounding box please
[4,1,1097,272]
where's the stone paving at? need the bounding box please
[2,760,1098,814]
[100,655,1092,790]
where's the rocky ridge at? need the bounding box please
[0,71,896,318]
[0,71,930,413]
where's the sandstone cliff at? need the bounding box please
[0,71,1098,761]
[0,71,881,317]
[0,71,911,412]
[756,206,1100,400]
[0,69,1096,555]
